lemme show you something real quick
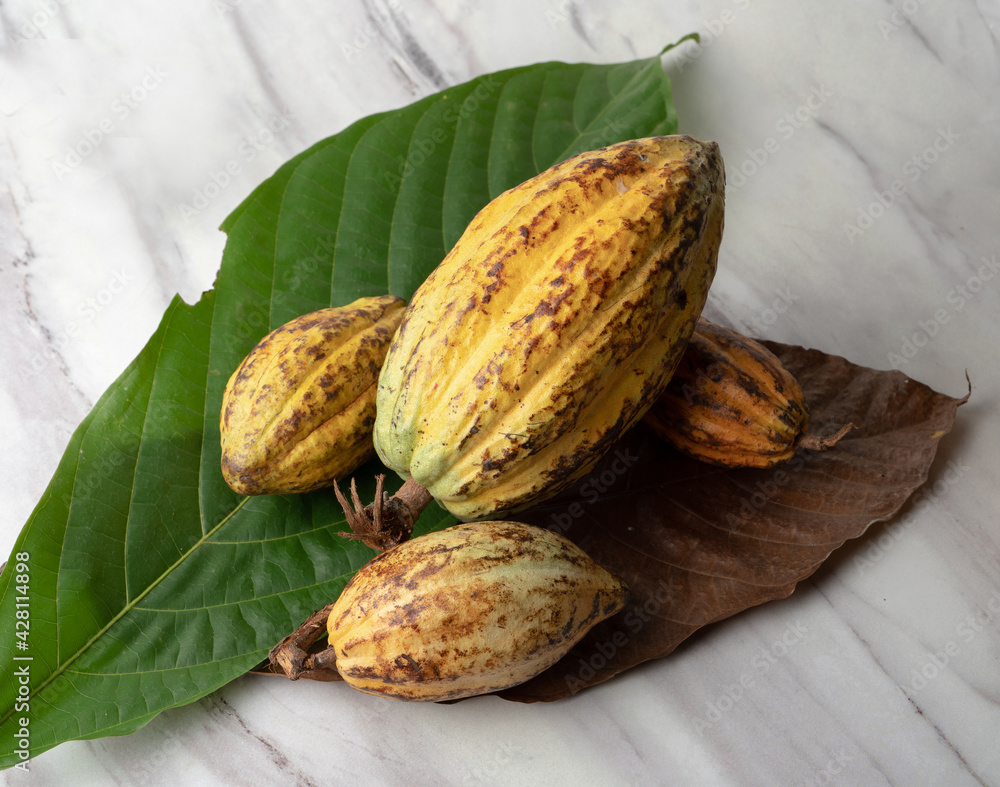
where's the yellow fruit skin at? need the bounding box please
[374,135,725,520]
[644,319,809,467]
[327,521,627,701]
[220,295,405,495]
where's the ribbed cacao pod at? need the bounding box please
[643,319,811,467]
[325,521,627,701]
[220,295,405,495]
[374,135,725,520]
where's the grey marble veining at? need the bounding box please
[2,0,999,784]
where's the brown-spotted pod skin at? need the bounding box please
[644,319,810,468]
[220,295,405,495]
[374,136,726,520]
[326,521,628,701]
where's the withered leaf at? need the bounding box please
[496,341,968,702]
[249,342,966,702]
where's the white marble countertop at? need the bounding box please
[2,0,998,784]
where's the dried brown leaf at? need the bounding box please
[497,342,968,702]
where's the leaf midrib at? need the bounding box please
[0,47,684,753]
[0,494,251,730]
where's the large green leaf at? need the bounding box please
[0,49,681,767]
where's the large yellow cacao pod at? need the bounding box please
[326,521,627,701]
[220,295,405,494]
[374,136,725,520]
[643,319,809,467]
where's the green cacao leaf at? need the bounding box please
[0,49,681,767]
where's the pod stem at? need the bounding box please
[268,605,339,681]
[270,476,434,680]
[335,474,432,552]
[797,422,856,452]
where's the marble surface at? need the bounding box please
[2,0,998,784]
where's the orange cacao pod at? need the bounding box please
[644,319,811,468]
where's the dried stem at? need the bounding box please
[335,474,432,552]
[959,370,972,405]
[267,605,340,681]
[268,475,435,680]
[798,422,856,452]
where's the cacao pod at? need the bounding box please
[326,521,627,701]
[643,319,810,467]
[220,295,405,495]
[374,135,726,520]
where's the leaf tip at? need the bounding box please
[658,32,700,57]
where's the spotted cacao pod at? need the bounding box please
[220,295,405,494]
[643,319,810,467]
[374,135,726,520]
[326,521,627,701]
